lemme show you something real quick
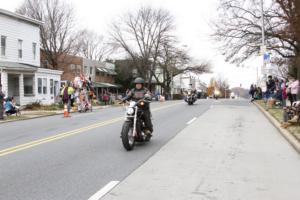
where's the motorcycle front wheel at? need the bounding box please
[121,121,135,151]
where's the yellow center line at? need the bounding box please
[0,102,183,157]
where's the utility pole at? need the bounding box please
[260,0,267,81]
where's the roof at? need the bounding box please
[93,82,121,88]
[0,8,43,26]
[0,61,38,72]
[96,67,117,75]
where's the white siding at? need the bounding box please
[34,68,62,105]
[0,14,40,66]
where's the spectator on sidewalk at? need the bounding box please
[60,81,74,113]
[274,78,282,103]
[249,84,256,102]
[103,92,109,105]
[249,84,255,98]
[281,79,288,107]
[256,87,263,100]
[288,77,299,105]
[155,90,160,101]
[266,75,276,99]
[4,97,17,115]
[266,75,276,109]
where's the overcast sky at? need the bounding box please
[1,0,260,89]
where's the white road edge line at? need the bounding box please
[187,117,197,125]
[88,181,120,200]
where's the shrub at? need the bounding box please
[25,101,42,110]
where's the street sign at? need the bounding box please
[263,52,270,62]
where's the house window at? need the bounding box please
[1,36,6,56]
[32,43,37,60]
[90,67,93,75]
[42,78,47,94]
[37,78,47,94]
[24,76,34,96]
[132,69,138,77]
[70,64,76,70]
[84,66,88,74]
[76,65,81,75]
[54,81,59,96]
[38,78,42,94]
[50,79,54,94]
[43,60,49,68]
[18,39,23,59]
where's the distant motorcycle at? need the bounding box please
[185,90,197,105]
[120,99,152,151]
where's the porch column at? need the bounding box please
[0,71,8,96]
[19,74,24,106]
[96,88,99,101]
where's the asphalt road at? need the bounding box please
[103,99,300,200]
[0,99,214,200]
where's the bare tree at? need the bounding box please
[17,0,79,69]
[76,29,116,61]
[111,6,211,90]
[212,0,300,72]
[110,6,175,89]
[157,41,211,92]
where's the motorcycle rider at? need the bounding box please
[184,84,197,102]
[122,77,153,136]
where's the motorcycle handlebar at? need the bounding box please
[120,99,151,105]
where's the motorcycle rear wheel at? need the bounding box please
[121,121,135,151]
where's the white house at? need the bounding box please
[172,73,207,94]
[0,8,62,105]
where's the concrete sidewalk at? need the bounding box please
[102,101,300,200]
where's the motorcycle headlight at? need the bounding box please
[127,107,135,115]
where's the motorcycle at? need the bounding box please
[120,99,152,151]
[185,90,196,105]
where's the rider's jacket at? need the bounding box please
[123,88,151,108]
[123,88,151,101]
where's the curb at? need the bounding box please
[254,101,300,154]
[0,105,111,124]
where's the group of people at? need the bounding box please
[249,85,263,102]
[0,84,19,118]
[61,75,95,113]
[0,96,19,116]
[249,75,300,125]
[250,75,299,107]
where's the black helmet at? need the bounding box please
[134,77,145,84]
